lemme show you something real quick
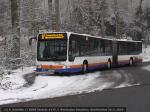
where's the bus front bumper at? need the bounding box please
[36,68,55,75]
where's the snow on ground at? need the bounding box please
[142,45,150,62]
[0,67,35,90]
[115,83,140,88]
[142,65,150,71]
[0,67,136,105]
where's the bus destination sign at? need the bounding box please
[40,34,64,39]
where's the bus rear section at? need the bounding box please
[116,40,143,66]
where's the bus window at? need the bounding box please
[99,39,105,55]
[118,41,128,55]
[37,39,67,61]
[69,35,80,61]
[137,42,142,54]
[88,38,99,55]
[39,42,45,58]
[104,40,112,55]
[80,36,89,56]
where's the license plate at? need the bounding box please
[48,69,55,73]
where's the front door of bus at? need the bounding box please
[112,41,118,67]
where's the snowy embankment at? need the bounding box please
[142,45,150,62]
[0,67,34,90]
[142,45,150,70]
[0,67,137,105]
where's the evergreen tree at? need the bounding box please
[143,7,150,29]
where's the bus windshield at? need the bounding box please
[37,34,67,61]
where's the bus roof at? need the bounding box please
[38,31,142,43]
[68,32,142,43]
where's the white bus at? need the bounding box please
[30,32,142,74]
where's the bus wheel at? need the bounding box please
[107,60,111,69]
[129,58,134,66]
[82,62,88,74]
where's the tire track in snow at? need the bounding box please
[22,72,37,88]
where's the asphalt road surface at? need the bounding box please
[1,62,150,112]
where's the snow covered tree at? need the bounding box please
[48,0,60,31]
[48,0,53,30]
[143,7,150,29]
[93,0,108,36]
[64,0,109,36]
[130,0,147,40]
[10,0,20,61]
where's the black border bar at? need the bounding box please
[1,107,126,112]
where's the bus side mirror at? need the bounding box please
[29,37,37,46]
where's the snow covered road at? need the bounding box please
[0,66,140,105]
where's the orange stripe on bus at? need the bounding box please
[41,65,64,69]
[41,65,50,69]
[69,65,82,68]
[51,65,64,69]
[41,62,108,70]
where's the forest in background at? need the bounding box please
[0,0,150,68]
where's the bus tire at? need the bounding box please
[107,60,111,69]
[129,58,134,66]
[82,62,88,74]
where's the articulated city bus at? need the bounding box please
[30,32,142,74]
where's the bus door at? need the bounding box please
[112,41,118,67]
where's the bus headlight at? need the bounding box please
[63,66,70,69]
[63,66,67,69]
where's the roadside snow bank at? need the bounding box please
[142,45,150,62]
[142,65,150,71]
[0,67,137,105]
[0,67,35,90]
[0,72,113,105]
